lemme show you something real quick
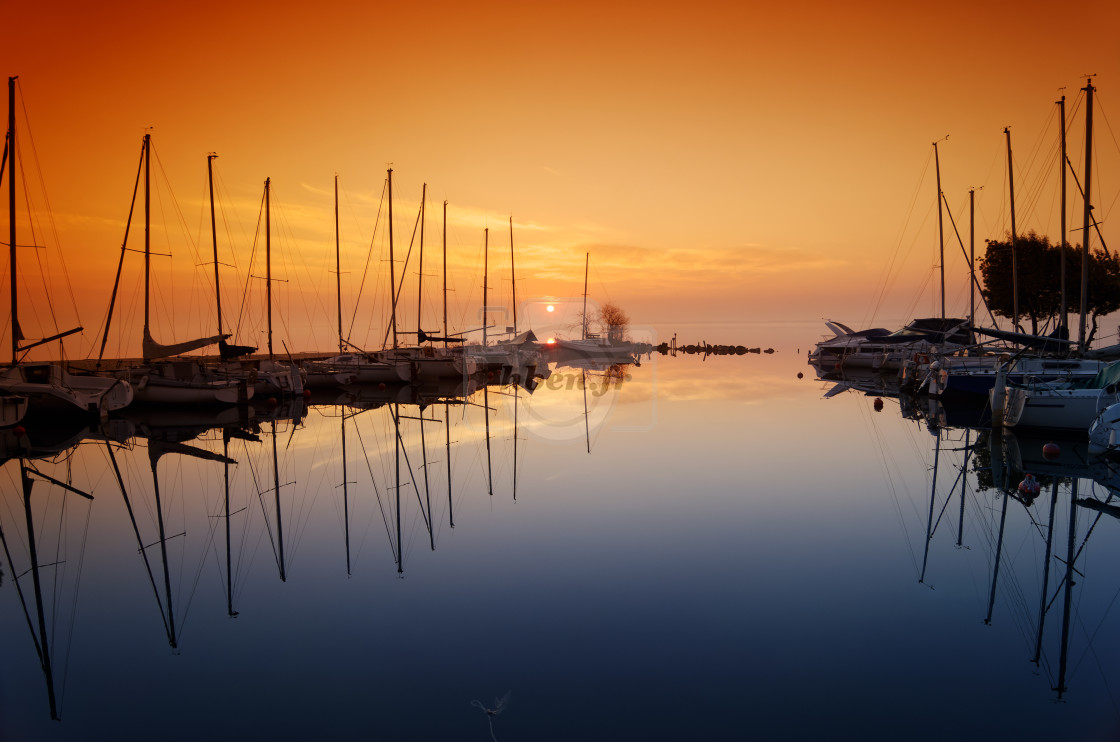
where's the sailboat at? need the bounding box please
[207,171,304,397]
[108,134,251,406]
[0,76,133,419]
[375,180,475,381]
[305,172,409,387]
[992,80,1116,431]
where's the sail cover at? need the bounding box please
[143,328,229,360]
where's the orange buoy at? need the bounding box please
[302,389,312,400]
[873,397,884,412]
[267,397,278,407]
[1042,442,1060,460]
[378,382,387,390]
[13,425,26,437]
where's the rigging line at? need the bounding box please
[59,490,94,715]
[382,197,424,349]
[863,148,933,327]
[15,82,81,339]
[942,192,999,328]
[856,395,922,580]
[234,190,266,340]
[14,137,64,341]
[177,466,230,643]
[350,179,388,344]
[394,408,431,531]
[351,412,397,559]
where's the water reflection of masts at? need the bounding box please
[985,432,1012,626]
[397,401,439,552]
[105,442,172,644]
[257,418,295,582]
[341,406,352,575]
[0,460,93,720]
[919,429,973,585]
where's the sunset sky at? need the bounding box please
[5,0,1120,358]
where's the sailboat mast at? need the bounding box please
[483,228,489,347]
[969,189,975,345]
[144,132,151,345]
[265,177,273,360]
[1005,127,1019,333]
[335,175,343,354]
[442,200,448,347]
[8,77,16,364]
[510,216,517,335]
[417,183,426,339]
[1059,95,1068,335]
[208,154,223,337]
[388,168,398,350]
[1079,79,1094,349]
[582,253,589,340]
[933,140,945,320]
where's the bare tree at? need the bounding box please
[598,302,630,343]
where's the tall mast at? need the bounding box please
[208,154,222,337]
[1058,95,1068,336]
[483,228,488,347]
[335,175,343,354]
[1005,127,1019,333]
[388,168,397,350]
[969,189,975,345]
[8,77,16,364]
[144,132,151,348]
[272,420,285,581]
[442,201,448,347]
[582,253,589,340]
[265,177,273,360]
[417,183,426,339]
[510,216,517,335]
[1079,79,1094,349]
[933,140,945,319]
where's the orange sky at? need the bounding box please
[4,0,1120,358]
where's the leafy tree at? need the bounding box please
[978,230,1120,343]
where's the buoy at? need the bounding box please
[378,382,387,390]
[796,372,803,379]
[267,397,278,407]
[1018,473,1041,497]
[1042,442,1060,460]
[302,389,312,400]
[13,425,26,437]
[873,397,884,412]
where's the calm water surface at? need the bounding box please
[3,321,1119,740]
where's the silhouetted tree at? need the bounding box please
[598,302,630,343]
[979,231,1120,344]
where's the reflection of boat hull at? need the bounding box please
[1004,386,1119,431]
[0,391,28,427]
